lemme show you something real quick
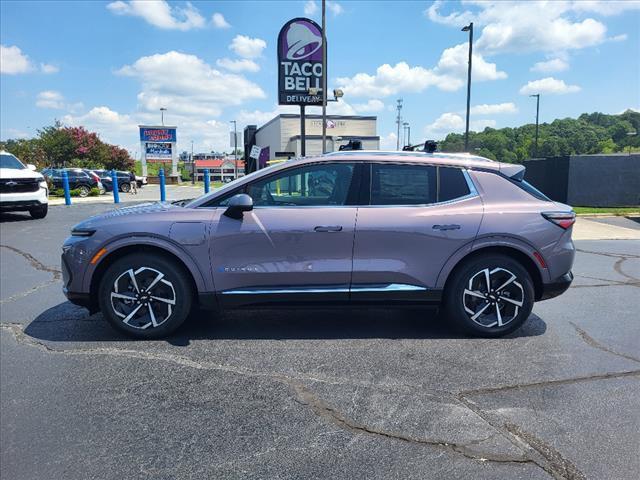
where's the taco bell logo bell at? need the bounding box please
[278,18,324,106]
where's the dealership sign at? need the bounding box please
[278,18,324,106]
[145,142,172,162]
[140,127,176,142]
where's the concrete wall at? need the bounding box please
[524,154,640,207]
[567,154,640,207]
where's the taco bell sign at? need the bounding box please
[278,18,324,106]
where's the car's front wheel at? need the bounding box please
[29,204,48,219]
[98,253,193,339]
[78,185,90,197]
[120,182,131,193]
[443,254,534,337]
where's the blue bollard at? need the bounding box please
[111,170,120,204]
[204,168,210,194]
[61,170,72,205]
[159,168,166,202]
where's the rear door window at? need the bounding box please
[370,164,436,205]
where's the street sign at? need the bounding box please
[249,145,262,160]
[277,18,324,106]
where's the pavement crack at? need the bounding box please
[0,244,62,280]
[569,321,640,364]
[291,382,533,465]
[0,279,61,305]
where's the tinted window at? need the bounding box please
[242,163,355,207]
[438,167,470,202]
[371,164,436,205]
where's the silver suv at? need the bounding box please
[62,151,575,339]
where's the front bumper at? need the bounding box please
[0,187,48,211]
[540,271,573,300]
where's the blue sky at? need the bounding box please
[1,0,639,155]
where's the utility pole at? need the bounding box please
[191,140,195,184]
[462,22,473,151]
[321,0,327,154]
[396,99,403,150]
[230,120,238,179]
[530,94,540,157]
[160,107,167,126]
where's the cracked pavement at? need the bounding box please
[1,205,639,479]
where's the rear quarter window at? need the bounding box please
[438,167,470,202]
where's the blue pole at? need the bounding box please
[204,168,210,193]
[159,168,166,202]
[61,170,71,205]
[111,170,120,204]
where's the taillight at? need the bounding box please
[542,211,576,229]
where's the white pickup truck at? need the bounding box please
[0,151,49,219]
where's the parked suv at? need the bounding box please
[62,151,575,339]
[92,170,134,193]
[42,168,101,197]
[0,151,49,218]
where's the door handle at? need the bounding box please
[314,225,343,232]
[432,224,461,231]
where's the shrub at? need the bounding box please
[89,188,100,197]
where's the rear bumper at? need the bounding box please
[540,271,573,300]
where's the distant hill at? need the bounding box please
[438,109,640,163]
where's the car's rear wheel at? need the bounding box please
[120,182,131,193]
[78,185,90,197]
[443,254,534,337]
[29,204,48,219]
[98,253,193,339]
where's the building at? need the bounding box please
[193,157,245,182]
[244,114,379,172]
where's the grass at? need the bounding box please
[573,206,640,216]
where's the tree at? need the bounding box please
[37,121,75,167]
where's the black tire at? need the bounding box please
[98,253,193,339]
[29,204,48,219]
[78,185,90,197]
[443,254,534,337]
[120,182,131,193]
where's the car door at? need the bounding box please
[211,161,359,306]
[351,162,483,301]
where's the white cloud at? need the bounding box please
[304,0,318,16]
[352,99,385,113]
[436,43,507,81]
[229,35,266,59]
[380,132,398,150]
[423,112,497,140]
[211,12,230,29]
[40,63,59,74]
[470,102,517,115]
[609,33,627,42]
[36,90,65,109]
[1,44,33,74]
[216,58,260,73]
[531,58,569,73]
[519,77,581,95]
[106,0,205,31]
[425,1,623,55]
[117,51,265,118]
[327,1,344,16]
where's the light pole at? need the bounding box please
[160,107,167,126]
[396,99,403,150]
[321,0,327,154]
[529,94,540,157]
[191,140,195,184]
[230,120,238,180]
[403,122,410,147]
[462,22,473,151]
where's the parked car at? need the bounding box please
[82,169,105,194]
[0,151,48,219]
[91,170,134,193]
[41,168,100,197]
[62,151,575,339]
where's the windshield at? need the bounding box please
[0,153,26,170]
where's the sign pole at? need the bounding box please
[300,105,306,157]
[321,0,327,154]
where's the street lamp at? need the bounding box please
[403,122,410,147]
[529,94,540,157]
[230,120,238,180]
[191,140,195,185]
[462,22,473,151]
[160,107,167,126]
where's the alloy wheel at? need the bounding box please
[462,267,524,328]
[110,266,176,330]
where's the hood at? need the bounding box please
[0,167,44,180]
[72,201,183,230]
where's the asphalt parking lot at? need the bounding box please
[1,203,639,480]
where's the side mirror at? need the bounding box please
[27,164,37,171]
[224,193,253,219]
